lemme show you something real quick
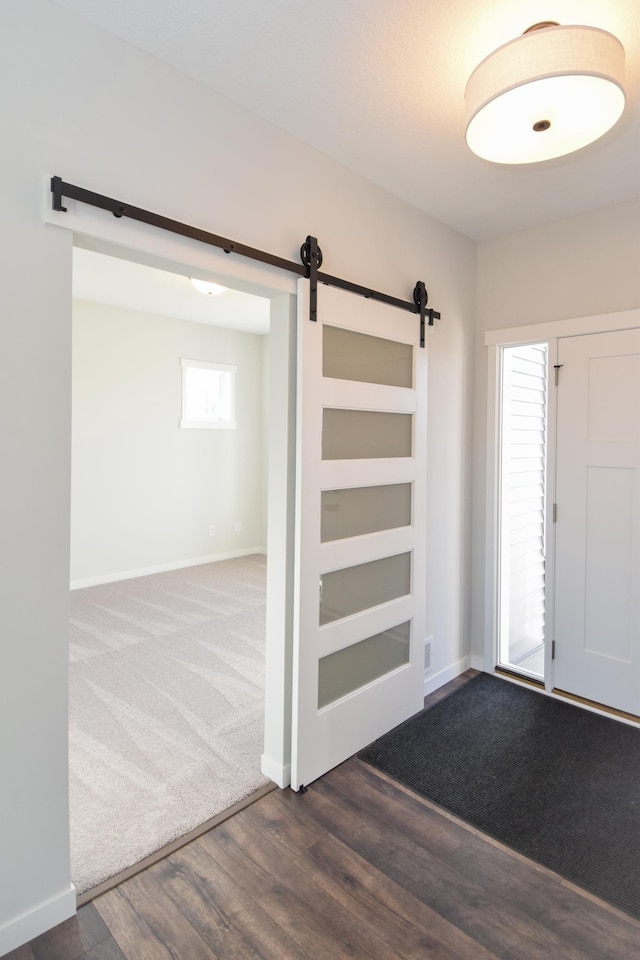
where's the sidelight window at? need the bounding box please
[497,343,548,679]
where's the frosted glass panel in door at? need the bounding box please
[323,325,413,387]
[320,552,411,625]
[321,483,412,542]
[322,409,412,460]
[318,621,411,708]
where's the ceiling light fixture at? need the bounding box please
[190,277,227,296]
[465,22,626,164]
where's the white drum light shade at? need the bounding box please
[465,24,626,164]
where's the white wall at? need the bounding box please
[471,200,640,665]
[71,300,266,584]
[0,0,475,951]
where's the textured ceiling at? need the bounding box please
[53,0,640,240]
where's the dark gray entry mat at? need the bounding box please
[359,672,640,919]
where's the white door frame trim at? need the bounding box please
[483,309,640,697]
[46,196,298,797]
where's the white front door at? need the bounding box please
[553,328,640,714]
[291,280,427,790]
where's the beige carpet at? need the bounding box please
[69,554,268,894]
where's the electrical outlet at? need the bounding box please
[235,521,241,533]
[208,525,215,537]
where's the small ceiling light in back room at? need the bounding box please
[465,22,626,164]
[190,278,227,295]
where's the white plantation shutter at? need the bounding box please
[500,344,548,662]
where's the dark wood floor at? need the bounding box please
[8,674,640,959]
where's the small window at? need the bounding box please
[180,359,236,429]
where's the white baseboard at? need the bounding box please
[470,654,485,671]
[261,753,291,789]
[0,883,76,956]
[70,547,266,590]
[423,655,472,697]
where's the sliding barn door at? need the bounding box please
[291,281,427,791]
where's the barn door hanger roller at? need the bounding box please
[300,237,438,347]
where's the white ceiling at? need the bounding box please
[73,247,271,333]
[53,0,639,241]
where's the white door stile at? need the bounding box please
[543,336,560,690]
[291,280,427,791]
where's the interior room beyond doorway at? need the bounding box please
[69,247,272,895]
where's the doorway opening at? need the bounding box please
[497,342,549,681]
[69,245,275,897]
